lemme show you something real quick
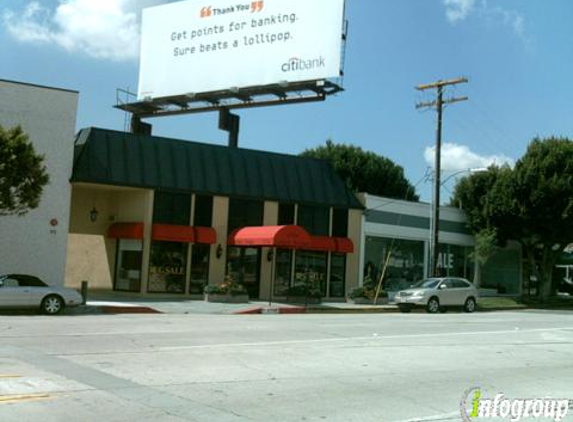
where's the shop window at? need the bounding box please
[278,203,295,226]
[295,250,328,296]
[364,237,425,292]
[190,244,210,294]
[228,198,264,234]
[437,244,472,279]
[297,205,329,236]
[226,247,261,299]
[332,208,349,237]
[148,241,188,294]
[153,191,191,225]
[115,239,143,292]
[329,254,346,298]
[194,195,213,227]
[273,249,293,296]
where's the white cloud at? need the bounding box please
[443,0,529,42]
[424,143,514,172]
[443,0,476,23]
[3,0,169,61]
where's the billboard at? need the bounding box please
[137,0,345,100]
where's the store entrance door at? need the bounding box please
[227,247,261,299]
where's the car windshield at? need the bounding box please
[411,278,441,289]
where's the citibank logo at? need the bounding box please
[282,57,326,73]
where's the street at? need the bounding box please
[1,310,572,422]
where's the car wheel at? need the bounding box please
[398,304,412,313]
[41,295,64,315]
[426,297,440,313]
[464,297,477,313]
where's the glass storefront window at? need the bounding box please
[364,237,425,292]
[115,239,142,292]
[273,249,293,296]
[148,241,188,294]
[329,254,346,298]
[226,247,261,299]
[190,244,210,294]
[297,205,329,236]
[437,244,473,279]
[295,250,328,296]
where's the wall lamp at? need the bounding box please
[89,207,99,223]
[267,249,274,262]
[216,244,223,259]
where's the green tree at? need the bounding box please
[452,137,573,300]
[301,140,419,201]
[0,125,49,216]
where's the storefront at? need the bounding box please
[359,194,522,295]
[66,127,363,300]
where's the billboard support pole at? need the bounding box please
[219,108,240,148]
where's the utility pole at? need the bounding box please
[416,77,468,277]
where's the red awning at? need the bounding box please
[228,225,311,249]
[151,225,217,244]
[152,224,195,243]
[334,237,354,254]
[307,236,338,252]
[107,223,144,240]
[194,227,216,245]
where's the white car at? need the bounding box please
[0,274,83,315]
[395,277,479,313]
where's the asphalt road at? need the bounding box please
[1,310,572,422]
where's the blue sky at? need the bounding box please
[1,0,572,201]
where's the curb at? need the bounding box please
[233,306,306,315]
[100,306,163,314]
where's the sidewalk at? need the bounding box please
[76,290,400,315]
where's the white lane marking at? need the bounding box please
[385,412,461,422]
[157,327,573,351]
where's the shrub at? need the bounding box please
[204,273,247,296]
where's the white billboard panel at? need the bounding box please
[138,0,345,100]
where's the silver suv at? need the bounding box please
[395,277,479,313]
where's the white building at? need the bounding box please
[0,79,79,285]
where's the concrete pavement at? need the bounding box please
[1,310,573,421]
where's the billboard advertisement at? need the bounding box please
[137,0,345,100]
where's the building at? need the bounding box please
[359,194,523,296]
[66,128,363,300]
[0,79,79,285]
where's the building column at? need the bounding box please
[140,190,154,294]
[208,196,229,285]
[260,201,279,300]
[346,209,363,293]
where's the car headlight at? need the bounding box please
[411,291,424,297]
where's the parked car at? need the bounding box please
[0,274,83,315]
[395,277,479,313]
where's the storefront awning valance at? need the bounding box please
[334,237,354,254]
[228,225,311,249]
[194,227,217,245]
[307,236,338,252]
[107,222,144,240]
[152,225,217,244]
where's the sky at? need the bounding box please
[1,0,572,202]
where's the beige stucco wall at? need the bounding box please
[65,184,151,290]
[346,209,363,292]
[208,196,229,285]
[259,201,279,300]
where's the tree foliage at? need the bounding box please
[0,125,49,216]
[300,140,419,201]
[452,137,573,300]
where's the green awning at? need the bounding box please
[71,127,363,210]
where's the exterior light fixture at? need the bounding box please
[89,207,99,223]
[216,244,223,259]
[267,249,274,262]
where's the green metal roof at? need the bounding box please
[72,128,363,209]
